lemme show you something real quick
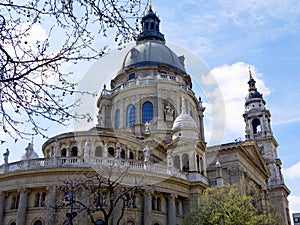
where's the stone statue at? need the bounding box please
[104,143,108,157]
[115,143,121,159]
[53,139,60,157]
[3,148,9,164]
[144,122,151,134]
[25,143,34,160]
[167,151,173,168]
[97,113,103,126]
[22,142,39,161]
[143,145,151,165]
[84,140,92,156]
[164,103,174,121]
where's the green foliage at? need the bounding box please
[183,185,280,225]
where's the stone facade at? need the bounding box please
[0,6,290,225]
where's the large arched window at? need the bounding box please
[115,109,120,130]
[142,101,153,124]
[252,118,261,134]
[95,146,103,157]
[34,193,40,207]
[95,220,104,225]
[33,220,43,225]
[71,146,78,157]
[108,147,115,157]
[182,153,189,172]
[174,155,180,170]
[127,104,135,126]
[61,148,67,157]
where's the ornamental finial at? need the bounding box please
[248,66,253,79]
[149,0,152,11]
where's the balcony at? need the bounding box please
[0,157,188,181]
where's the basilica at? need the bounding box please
[0,5,290,225]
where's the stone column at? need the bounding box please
[17,188,28,225]
[143,192,152,225]
[167,194,176,225]
[0,192,5,225]
[46,186,56,225]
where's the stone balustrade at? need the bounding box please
[0,157,193,181]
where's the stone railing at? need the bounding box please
[101,78,155,97]
[0,157,188,180]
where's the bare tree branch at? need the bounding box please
[0,0,147,143]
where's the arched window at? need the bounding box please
[176,200,180,215]
[11,196,16,209]
[61,148,67,157]
[108,147,115,157]
[152,197,156,210]
[150,21,155,29]
[127,104,135,126]
[95,146,103,157]
[174,155,180,170]
[252,118,261,134]
[124,193,130,207]
[115,109,120,130]
[71,146,78,157]
[121,149,126,159]
[102,192,107,206]
[157,197,161,211]
[33,220,43,225]
[126,221,135,225]
[95,220,104,225]
[35,193,40,207]
[129,151,134,160]
[182,153,189,172]
[41,193,46,207]
[142,101,153,124]
[196,155,200,173]
[129,73,135,80]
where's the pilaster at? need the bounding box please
[167,194,176,225]
[143,191,152,225]
[0,192,5,225]
[17,188,28,225]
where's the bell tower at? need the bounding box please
[243,69,290,224]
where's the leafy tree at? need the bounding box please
[0,0,147,143]
[183,185,280,225]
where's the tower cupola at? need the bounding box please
[136,5,165,42]
[246,69,263,101]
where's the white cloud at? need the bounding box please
[283,161,300,180]
[204,62,270,144]
[289,195,300,215]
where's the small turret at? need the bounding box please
[136,4,165,42]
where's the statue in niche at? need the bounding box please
[53,139,60,157]
[143,145,151,166]
[3,148,9,164]
[167,151,173,168]
[97,113,103,127]
[103,143,108,157]
[164,103,174,121]
[144,122,151,134]
[115,143,121,159]
[84,140,92,157]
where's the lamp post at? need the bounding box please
[64,181,77,225]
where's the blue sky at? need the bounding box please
[1,0,300,217]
